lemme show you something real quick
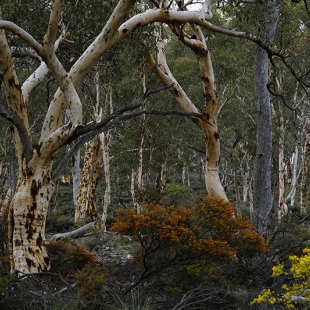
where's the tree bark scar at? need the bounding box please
[202,112,210,121]
[14,239,22,247]
[26,257,34,268]
[36,232,43,249]
[43,256,50,267]
[30,179,38,199]
[214,132,219,140]
[8,77,15,86]
[205,93,212,101]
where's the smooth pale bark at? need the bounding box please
[131,63,148,214]
[72,149,81,208]
[0,0,277,274]
[135,64,147,213]
[1,1,227,273]
[234,167,242,217]
[100,82,113,229]
[51,221,96,241]
[145,25,227,200]
[0,26,52,272]
[146,127,154,185]
[253,0,279,237]
[1,0,81,272]
[131,170,138,211]
[285,146,299,207]
[160,143,169,193]
[300,119,310,214]
[277,99,287,221]
[101,130,112,230]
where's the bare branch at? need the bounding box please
[0,103,33,161]
[43,0,63,53]
[53,108,202,181]
[10,47,41,60]
[0,21,42,55]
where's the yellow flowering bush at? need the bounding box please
[251,247,310,308]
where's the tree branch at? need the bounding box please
[0,21,42,55]
[43,0,63,53]
[53,109,202,181]
[0,103,33,161]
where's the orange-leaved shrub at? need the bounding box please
[47,239,97,274]
[110,195,268,281]
[75,263,106,303]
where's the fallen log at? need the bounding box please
[50,221,96,241]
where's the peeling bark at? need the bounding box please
[8,157,53,273]
[75,137,102,222]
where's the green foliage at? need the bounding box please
[164,183,194,206]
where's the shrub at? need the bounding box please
[110,195,268,285]
[47,239,97,274]
[251,247,310,309]
[75,263,106,304]
[164,183,194,206]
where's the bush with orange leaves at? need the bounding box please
[110,195,268,283]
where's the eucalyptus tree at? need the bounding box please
[252,0,279,237]
[1,0,306,275]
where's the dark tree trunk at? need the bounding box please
[253,0,279,237]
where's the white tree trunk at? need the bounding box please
[300,119,310,214]
[131,170,138,210]
[100,82,113,230]
[285,146,299,207]
[160,143,169,193]
[8,159,53,273]
[101,131,112,230]
[278,99,287,221]
[145,24,227,200]
[72,149,81,208]
[135,63,147,214]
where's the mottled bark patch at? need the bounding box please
[36,233,43,249]
[202,112,210,121]
[43,256,50,267]
[30,180,38,201]
[205,93,212,101]
[14,239,22,247]
[27,226,33,240]
[26,257,34,268]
